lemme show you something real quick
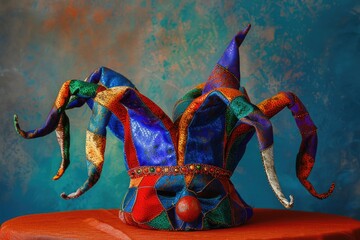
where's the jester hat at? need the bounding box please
[15,25,334,230]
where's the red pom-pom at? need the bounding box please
[175,196,201,223]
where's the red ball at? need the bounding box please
[175,196,202,223]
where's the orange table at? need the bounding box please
[1,209,359,239]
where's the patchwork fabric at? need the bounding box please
[15,24,335,230]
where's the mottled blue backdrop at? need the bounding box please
[1,0,359,224]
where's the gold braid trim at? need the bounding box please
[128,164,232,180]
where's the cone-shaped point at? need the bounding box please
[235,24,251,46]
[217,24,251,80]
[203,24,251,94]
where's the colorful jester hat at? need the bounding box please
[14,25,335,231]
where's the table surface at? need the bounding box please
[1,208,360,240]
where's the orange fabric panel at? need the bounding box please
[1,209,360,239]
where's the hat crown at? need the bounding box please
[98,26,253,176]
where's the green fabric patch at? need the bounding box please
[203,197,232,228]
[173,99,193,121]
[69,80,98,98]
[172,86,203,121]
[229,96,255,120]
[147,211,173,230]
[182,87,203,100]
[224,96,255,137]
[225,108,238,135]
[225,133,248,171]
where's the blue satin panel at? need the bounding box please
[184,91,229,167]
[122,187,137,212]
[66,96,88,109]
[166,208,185,230]
[155,175,184,192]
[81,161,101,192]
[96,67,135,88]
[188,174,214,193]
[86,99,95,109]
[107,114,125,141]
[87,102,111,136]
[155,175,184,210]
[88,68,101,82]
[120,90,177,167]
[190,175,226,213]
[107,114,128,169]
[181,214,203,230]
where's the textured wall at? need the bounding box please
[1,0,359,223]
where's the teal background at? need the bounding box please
[1,1,359,223]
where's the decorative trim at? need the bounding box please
[128,164,232,179]
[216,64,239,82]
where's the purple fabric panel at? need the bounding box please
[217,39,240,80]
[240,111,273,151]
[29,107,60,138]
[285,92,318,158]
[300,134,318,159]
[217,24,251,81]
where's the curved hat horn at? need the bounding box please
[14,81,75,139]
[240,110,294,209]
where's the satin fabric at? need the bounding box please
[14,24,334,231]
